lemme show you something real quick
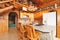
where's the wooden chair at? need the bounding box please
[25,25,40,40]
[17,23,26,40]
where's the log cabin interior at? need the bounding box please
[0,0,60,40]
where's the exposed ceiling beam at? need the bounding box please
[0,1,13,4]
[35,0,59,8]
[0,6,13,13]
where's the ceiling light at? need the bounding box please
[22,6,27,11]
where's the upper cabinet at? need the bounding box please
[20,11,34,22]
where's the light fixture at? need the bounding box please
[22,6,27,11]
[27,5,38,12]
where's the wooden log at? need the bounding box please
[13,2,24,10]
[0,6,13,13]
[0,1,13,4]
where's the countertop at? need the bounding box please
[31,25,55,33]
[18,20,55,33]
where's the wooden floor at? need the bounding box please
[0,27,18,40]
[0,27,60,40]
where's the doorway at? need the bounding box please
[8,12,18,40]
[8,12,18,27]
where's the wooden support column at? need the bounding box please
[57,8,60,38]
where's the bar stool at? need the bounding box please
[25,25,40,40]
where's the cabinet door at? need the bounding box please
[0,16,8,35]
[0,21,3,34]
[0,19,5,34]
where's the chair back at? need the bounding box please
[25,25,36,39]
[19,23,25,33]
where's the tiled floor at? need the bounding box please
[0,27,60,40]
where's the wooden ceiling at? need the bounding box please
[30,0,60,8]
[0,0,60,13]
[13,0,60,12]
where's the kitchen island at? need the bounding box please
[18,17,55,40]
[33,25,56,40]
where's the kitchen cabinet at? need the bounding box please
[20,12,34,22]
[0,15,8,35]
